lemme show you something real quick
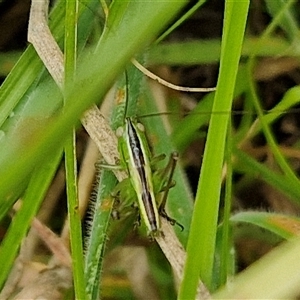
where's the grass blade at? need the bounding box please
[0,149,62,289]
[179,1,250,297]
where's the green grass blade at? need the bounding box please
[178,1,250,297]
[148,37,293,66]
[0,1,64,127]
[246,85,300,140]
[65,133,86,299]
[156,0,207,44]
[218,121,233,286]
[84,170,117,300]
[233,148,300,203]
[212,237,300,299]
[0,148,62,290]
[230,211,300,240]
[64,1,86,298]
[265,0,300,42]
[0,78,62,221]
[110,57,145,129]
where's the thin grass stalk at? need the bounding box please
[64,1,86,298]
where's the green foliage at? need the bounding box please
[2,0,300,299]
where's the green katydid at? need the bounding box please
[113,116,183,237]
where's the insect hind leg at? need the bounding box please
[159,208,184,231]
[158,152,184,231]
[159,151,179,210]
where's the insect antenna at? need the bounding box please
[136,107,300,120]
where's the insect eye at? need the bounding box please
[116,126,124,137]
[136,122,145,132]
